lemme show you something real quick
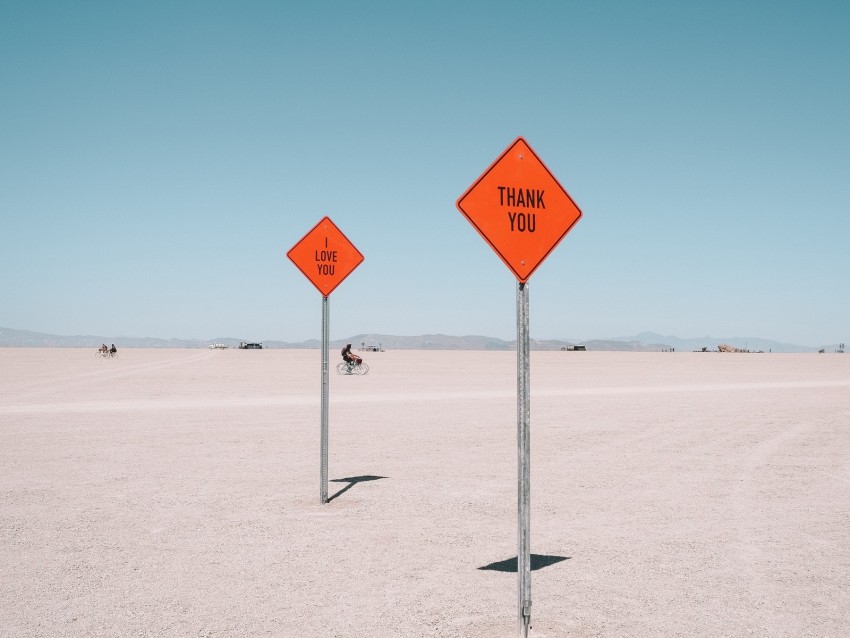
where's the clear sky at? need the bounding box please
[2,1,848,347]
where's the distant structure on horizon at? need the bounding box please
[717,343,762,353]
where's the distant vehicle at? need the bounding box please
[239,342,263,349]
[362,344,383,352]
[561,345,586,351]
[208,343,228,349]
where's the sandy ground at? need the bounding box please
[1,348,849,637]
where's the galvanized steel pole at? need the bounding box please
[517,281,532,637]
[320,295,329,504]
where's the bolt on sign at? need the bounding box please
[287,216,365,297]
[456,137,582,282]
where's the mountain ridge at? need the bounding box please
[0,327,833,353]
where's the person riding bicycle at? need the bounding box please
[100,344,108,354]
[341,343,362,369]
[109,344,117,355]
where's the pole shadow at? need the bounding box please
[328,475,388,502]
[478,554,570,572]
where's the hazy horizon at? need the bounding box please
[0,325,839,351]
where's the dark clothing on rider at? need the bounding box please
[341,344,361,365]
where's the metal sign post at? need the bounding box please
[320,295,329,504]
[517,281,531,637]
[287,217,364,506]
[457,138,582,636]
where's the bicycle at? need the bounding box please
[94,349,117,358]
[336,360,369,375]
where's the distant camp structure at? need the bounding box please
[696,344,763,353]
[360,342,384,352]
[717,344,763,353]
[239,342,263,349]
[208,343,228,349]
[561,344,587,351]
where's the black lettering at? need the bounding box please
[314,250,339,262]
[498,186,545,209]
[508,211,536,232]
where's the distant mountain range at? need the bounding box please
[0,327,836,353]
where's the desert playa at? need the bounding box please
[1,348,848,637]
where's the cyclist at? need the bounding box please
[340,343,362,370]
[109,344,117,355]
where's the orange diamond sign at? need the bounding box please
[287,217,364,297]
[456,137,582,283]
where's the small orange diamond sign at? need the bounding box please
[456,137,582,283]
[287,217,364,297]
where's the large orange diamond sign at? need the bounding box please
[287,217,364,297]
[456,137,582,283]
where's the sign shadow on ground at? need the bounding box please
[328,475,388,502]
[478,554,570,573]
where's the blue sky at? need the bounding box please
[1,1,848,347]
